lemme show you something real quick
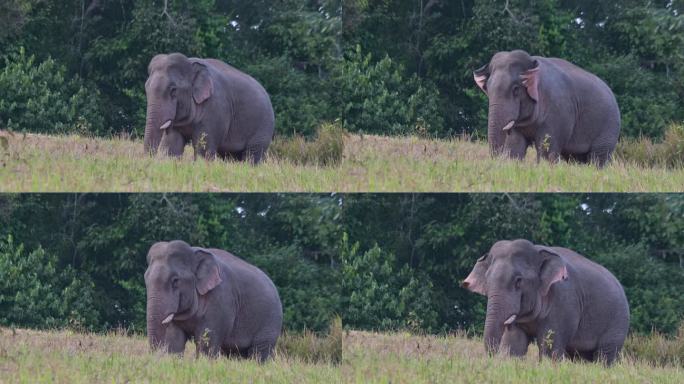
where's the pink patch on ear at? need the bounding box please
[520,66,540,102]
[474,74,488,94]
[552,265,568,284]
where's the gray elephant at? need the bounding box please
[462,239,629,365]
[144,240,282,361]
[473,50,620,166]
[144,53,275,164]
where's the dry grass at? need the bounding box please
[623,323,684,367]
[615,124,684,168]
[0,327,340,383]
[1,129,683,191]
[343,330,684,383]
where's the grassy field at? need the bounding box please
[3,327,681,383]
[343,330,684,384]
[0,327,341,383]
[0,130,683,192]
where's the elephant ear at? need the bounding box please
[192,62,213,105]
[473,63,489,94]
[462,253,490,296]
[194,248,223,295]
[537,247,568,297]
[520,60,540,102]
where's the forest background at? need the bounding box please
[0,193,682,336]
[1,0,682,139]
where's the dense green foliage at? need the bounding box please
[0,0,341,136]
[344,0,684,138]
[0,194,682,335]
[1,1,680,139]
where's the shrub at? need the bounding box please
[0,48,105,135]
[0,235,99,330]
[277,316,342,364]
[615,123,684,168]
[340,234,439,332]
[623,321,684,367]
[269,121,345,166]
[243,56,337,138]
[335,46,444,136]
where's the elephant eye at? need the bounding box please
[514,276,523,290]
[169,86,177,98]
[512,85,521,96]
[171,277,179,289]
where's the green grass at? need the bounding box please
[1,129,683,191]
[0,327,340,383]
[343,330,684,384]
[4,326,682,383]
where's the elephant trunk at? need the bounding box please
[487,103,517,156]
[483,294,512,354]
[146,294,168,350]
[144,102,162,155]
[144,100,175,155]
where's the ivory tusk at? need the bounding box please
[161,313,175,325]
[504,314,517,325]
[160,120,172,130]
[502,121,515,132]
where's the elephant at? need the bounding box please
[144,240,283,362]
[462,239,629,365]
[144,53,275,164]
[473,50,620,167]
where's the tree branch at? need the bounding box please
[503,0,519,23]
[161,0,177,26]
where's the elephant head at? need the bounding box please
[461,239,567,353]
[473,50,540,156]
[143,53,213,154]
[144,240,223,349]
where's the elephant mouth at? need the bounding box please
[160,120,172,130]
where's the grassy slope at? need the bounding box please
[0,131,682,192]
[343,331,684,384]
[0,328,339,383]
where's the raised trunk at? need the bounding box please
[144,102,163,154]
[483,295,507,353]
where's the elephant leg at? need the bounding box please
[589,145,613,168]
[503,129,529,160]
[593,343,621,366]
[244,144,267,165]
[164,324,188,355]
[159,129,186,157]
[500,324,529,357]
[192,130,218,160]
[195,327,223,357]
[248,340,275,363]
[536,327,569,361]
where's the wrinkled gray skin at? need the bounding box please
[462,239,629,365]
[474,50,620,166]
[144,240,282,362]
[144,53,275,164]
